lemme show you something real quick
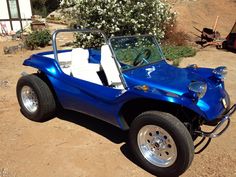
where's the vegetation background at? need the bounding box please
[31,0,60,17]
[30,0,196,65]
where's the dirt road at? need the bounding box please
[0,39,236,177]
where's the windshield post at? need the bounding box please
[153,37,166,60]
[107,41,128,89]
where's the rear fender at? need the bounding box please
[23,54,62,77]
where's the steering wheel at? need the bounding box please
[133,49,152,66]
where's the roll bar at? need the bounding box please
[51,29,128,89]
[52,29,108,62]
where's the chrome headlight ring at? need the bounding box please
[213,66,227,80]
[188,81,207,99]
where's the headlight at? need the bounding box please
[188,81,207,99]
[213,66,227,80]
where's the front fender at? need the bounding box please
[129,87,207,119]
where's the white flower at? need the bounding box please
[61,0,175,47]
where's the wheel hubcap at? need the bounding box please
[21,86,38,113]
[137,125,177,167]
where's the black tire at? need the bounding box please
[129,111,194,177]
[16,74,56,122]
[222,41,228,49]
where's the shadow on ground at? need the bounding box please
[56,110,181,177]
[56,110,149,174]
[57,109,128,144]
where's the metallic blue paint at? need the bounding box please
[23,50,231,129]
[123,60,230,121]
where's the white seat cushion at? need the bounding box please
[61,67,71,75]
[71,48,102,85]
[72,65,102,85]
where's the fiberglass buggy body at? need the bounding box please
[16,29,236,177]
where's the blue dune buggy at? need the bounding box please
[16,29,235,177]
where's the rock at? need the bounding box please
[3,43,25,54]
[0,80,10,88]
[47,9,64,20]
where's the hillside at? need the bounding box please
[169,0,236,37]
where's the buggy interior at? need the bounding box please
[43,45,125,89]
[42,29,164,90]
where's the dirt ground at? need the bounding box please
[0,40,236,177]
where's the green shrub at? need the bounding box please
[32,0,60,17]
[60,0,176,48]
[162,45,196,66]
[24,30,51,50]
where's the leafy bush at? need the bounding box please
[32,0,60,17]
[24,30,51,50]
[60,0,175,48]
[162,45,196,66]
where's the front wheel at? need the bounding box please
[129,111,194,177]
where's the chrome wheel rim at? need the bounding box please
[21,86,38,113]
[137,125,177,167]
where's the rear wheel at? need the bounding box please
[16,74,56,121]
[129,111,194,177]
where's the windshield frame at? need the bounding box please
[108,34,166,71]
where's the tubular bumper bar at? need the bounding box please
[195,104,236,138]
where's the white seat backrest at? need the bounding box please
[101,45,124,89]
[71,48,89,68]
[70,48,102,85]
